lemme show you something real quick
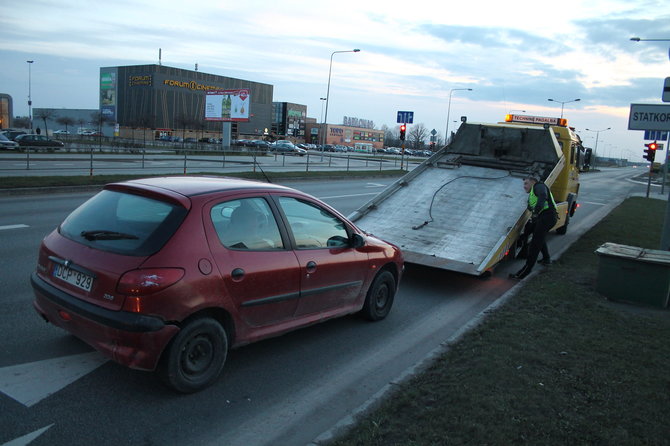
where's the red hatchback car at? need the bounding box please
[31,177,403,392]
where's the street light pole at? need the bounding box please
[319,97,326,145]
[548,98,580,119]
[322,49,360,147]
[445,88,472,145]
[585,127,611,169]
[27,60,34,131]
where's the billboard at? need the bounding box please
[205,89,250,122]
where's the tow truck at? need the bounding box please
[349,114,587,276]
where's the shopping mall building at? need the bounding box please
[100,64,274,139]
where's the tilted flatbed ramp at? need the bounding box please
[349,122,563,275]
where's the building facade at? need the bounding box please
[272,102,307,139]
[100,65,273,139]
[305,122,384,149]
[0,94,13,130]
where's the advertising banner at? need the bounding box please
[205,89,250,122]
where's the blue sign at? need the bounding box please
[644,130,669,141]
[397,111,414,124]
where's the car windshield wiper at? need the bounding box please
[80,230,139,241]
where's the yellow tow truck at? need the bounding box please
[348,114,588,276]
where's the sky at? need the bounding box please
[1,0,669,161]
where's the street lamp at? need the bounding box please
[548,98,580,119]
[630,37,670,63]
[445,88,472,144]
[322,49,360,146]
[27,60,34,130]
[585,127,611,166]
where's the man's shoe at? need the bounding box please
[537,258,552,265]
[509,266,531,280]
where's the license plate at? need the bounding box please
[53,263,94,292]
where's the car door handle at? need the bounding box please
[231,268,245,280]
[305,261,317,273]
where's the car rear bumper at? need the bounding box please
[31,272,179,371]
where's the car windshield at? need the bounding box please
[59,190,188,256]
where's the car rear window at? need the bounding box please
[59,190,188,256]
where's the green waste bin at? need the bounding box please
[595,242,670,308]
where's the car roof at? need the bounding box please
[105,176,295,206]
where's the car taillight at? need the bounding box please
[117,268,184,296]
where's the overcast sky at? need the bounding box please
[1,0,669,160]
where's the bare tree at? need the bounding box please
[12,116,30,129]
[56,116,76,135]
[408,123,429,150]
[34,109,58,135]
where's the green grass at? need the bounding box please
[328,197,670,446]
[0,170,405,189]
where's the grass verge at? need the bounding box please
[328,197,670,445]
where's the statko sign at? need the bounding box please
[628,103,670,131]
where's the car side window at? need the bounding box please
[278,197,350,249]
[211,197,284,250]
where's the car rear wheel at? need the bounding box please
[158,317,228,393]
[361,270,395,321]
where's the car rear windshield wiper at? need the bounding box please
[80,230,139,241]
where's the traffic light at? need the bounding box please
[399,124,406,141]
[644,141,658,162]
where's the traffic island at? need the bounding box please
[595,242,670,308]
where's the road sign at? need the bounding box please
[644,130,669,141]
[664,77,670,103]
[628,103,670,131]
[396,111,414,124]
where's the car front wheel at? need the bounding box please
[361,270,396,321]
[158,317,228,393]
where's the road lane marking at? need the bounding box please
[2,425,54,446]
[581,201,607,206]
[319,192,380,200]
[0,352,108,407]
[0,225,29,231]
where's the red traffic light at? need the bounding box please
[399,124,406,141]
[643,141,658,162]
[648,141,658,151]
[400,124,406,132]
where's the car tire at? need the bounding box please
[361,270,395,321]
[158,317,228,393]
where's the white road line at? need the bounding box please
[0,224,29,231]
[581,201,607,206]
[319,192,380,199]
[0,352,108,407]
[1,425,54,446]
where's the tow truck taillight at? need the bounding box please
[117,268,184,296]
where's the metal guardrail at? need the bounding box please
[0,145,417,176]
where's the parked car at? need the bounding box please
[53,129,70,135]
[0,133,19,149]
[0,130,28,141]
[271,140,305,155]
[250,140,271,149]
[31,176,403,393]
[15,134,65,148]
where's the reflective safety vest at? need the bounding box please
[528,183,556,213]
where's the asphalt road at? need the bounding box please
[0,168,651,446]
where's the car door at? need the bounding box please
[205,196,301,327]
[275,195,369,316]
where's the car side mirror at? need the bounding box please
[351,233,365,248]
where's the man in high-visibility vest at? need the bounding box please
[510,175,558,280]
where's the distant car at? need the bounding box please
[15,134,65,148]
[80,131,102,136]
[250,140,271,149]
[53,130,70,135]
[271,140,303,155]
[31,176,403,392]
[0,133,19,150]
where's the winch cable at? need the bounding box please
[411,171,512,230]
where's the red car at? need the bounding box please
[31,176,403,392]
